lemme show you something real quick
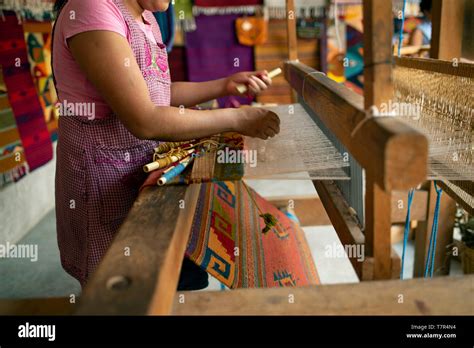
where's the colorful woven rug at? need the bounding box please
[0,84,28,186]
[186,181,319,288]
[185,14,254,108]
[24,22,59,141]
[0,12,53,184]
[140,134,319,288]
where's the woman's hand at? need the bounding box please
[234,107,280,140]
[225,71,273,97]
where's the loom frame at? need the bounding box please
[1,0,472,316]
[70,0,474,314]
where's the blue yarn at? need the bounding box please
[397,0,407,57]
[400,188,415,279]
[160,158,192,184]
[424,182,443,277]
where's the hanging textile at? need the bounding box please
[344,24,364,93]
[264,0,325,19]
[0,74,28,186]
[0,0,54,21]
[173,0,196,32]
[193,0,262,16]
[153,2,175,52]
[168,46,188,82]
[24,22,59,141]
[185,14,254,108]
[0,12,53,182]
[186,181,319,288]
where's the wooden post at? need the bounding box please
[363,0,394,109]
[286,0,298,61]
[430,0,465,60]
[362,0,394,280]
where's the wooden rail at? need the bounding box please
[394,56,474,78]
[76,184,201,315]
[0,298,75,316]
[173,275,474,315]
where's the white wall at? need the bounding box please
[0,145,56,244]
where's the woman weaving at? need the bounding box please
[52,0,280,289]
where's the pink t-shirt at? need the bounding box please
[53,0,158,119]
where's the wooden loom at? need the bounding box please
[1,0,472,316]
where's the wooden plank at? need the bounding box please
[451,181,474,196]
[362,0,396,281]
[313,180,365,278]
[414,182,456,277]
[286,0,298,61]
[365,175,393,280]
[148,184,201,315]
[0,298,75,316]
[437,180,474,216]
[362,0,394,110]
[431,0,465,60]
[76,184,200,315]
[173,275,474,315]
[284,61,428,191]
[394,56,474,78]
[391,190,429,223]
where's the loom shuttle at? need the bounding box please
[236,67,282,94]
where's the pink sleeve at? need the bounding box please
[60,0,128,44]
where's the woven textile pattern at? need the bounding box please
[25,26,59,141]
[186,181,320,288]
[0,12,53,178]
[0,73,28,186]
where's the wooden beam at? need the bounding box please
[76,184,200,315]
[437,180,474,215]
[362,0,396,281]
[313,181,365,278]
[363,0,394,110]
[365,174,393,280]
[394,56,474,78]
[0,298,75,316]
[431,0,465,60]
[285,0,298,61]
[284,61,428,191]
[173,275,474,315]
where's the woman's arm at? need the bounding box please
[170,72,272,107]
[68,31,279,140]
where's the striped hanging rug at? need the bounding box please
[0,11,53,186]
